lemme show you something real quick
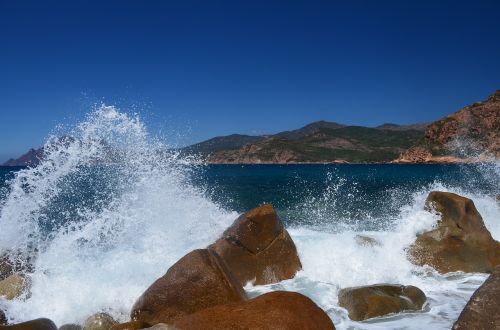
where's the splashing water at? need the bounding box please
[0,106,498,330]
[0,106,236,324]
[245,167,500,330]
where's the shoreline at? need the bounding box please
[1,159,497,168]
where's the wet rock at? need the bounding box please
[409,191,500,273]
[110,321,149,330]
[0,251,35,281]
[174,291,335,330]
[0,257,13,282]
[354,235,382,247]
[142,325,176,330]
[0,310,6,325]
[131,249,246,325]
[59,325,83,330]
[452,266,500,329]
[0,274,30,300]
[209,204,302,285]
[83,313,117,330]
[0,318,57,330]
[338,284,426,321]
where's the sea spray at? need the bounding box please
[245,172,499,330]
[0,106,236,325]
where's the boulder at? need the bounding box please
[109,321,147,330]
[209,204,302,285]
[452,266,500,329]
[142,325,176,330]
[131,249,246,325]
[0,310,6,326]
[59,325,83,330]
[110,321,149,330]
[338,284,426,321]
[83,313,117,330]
[0,274,30,300]
[0,318,57,330]
[409,191,500,273]
[173,291,335,330]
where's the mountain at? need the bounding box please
[187,122,425,164]
[183,134,266,154]
[375,123,429,131]
[397,90,500,163]
[2,148,44,167]
[273,121,346,140]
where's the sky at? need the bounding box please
[1,1,500,162]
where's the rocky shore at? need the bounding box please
[1,192,500,329]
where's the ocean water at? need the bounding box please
[0,106,499,329]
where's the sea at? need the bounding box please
[0,106,499,329]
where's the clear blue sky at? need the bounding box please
[1,1,500,162]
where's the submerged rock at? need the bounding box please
[209,204,302,285]
[0,251,36,281]
[0,318,57,330]
[83,313,117,330]
[338,284,426,321]
[0,274,30,300]
[0,257,13,282]
[409,191,500,273]
[452,266,500,329]
[173,291,335,330]
[131,249,246,325]
[354,235,382,247]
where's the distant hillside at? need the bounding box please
[2,148,43,167]
[185,121,425,164]
[397,90,500,163]
[184,134,266,154]
[376,123,429,131]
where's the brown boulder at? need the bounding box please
[209,204,302,285]
[0,318,57,330]
[173,291,335,330]
[338,284,426,321]
[0,274,30,300]
[409,191,500,273]
[452,266,500,329]
[110,321,149,330]
[83,313,117,330]
[131,249,246,325]
[59,325,83,330]
[142,325,176,330]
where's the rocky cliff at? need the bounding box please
[397,90,500,163]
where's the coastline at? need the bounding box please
[204,158,496,165]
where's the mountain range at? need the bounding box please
[184,121,426,163]
[3,90,499,166]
